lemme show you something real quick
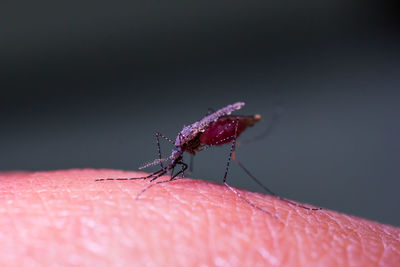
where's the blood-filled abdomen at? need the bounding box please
[199,115,261,146]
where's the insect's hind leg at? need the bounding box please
[232,153,321,211]
[223,181,280,220]
[221,119,281,219]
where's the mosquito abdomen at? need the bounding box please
[199,115,261,146]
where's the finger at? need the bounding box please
[0,169,399,266]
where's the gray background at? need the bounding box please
[1,1,400,226]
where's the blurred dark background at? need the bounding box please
[1,1,399,226]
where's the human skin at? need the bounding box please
[0,169,399,266]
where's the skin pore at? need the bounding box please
[0,169,399,266]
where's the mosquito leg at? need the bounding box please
[135,177,185,200]
[223,182,280,220]
[169,163,187,180]
[155,132,174,144]
[179,162,188,178]
[221,119,282,219]
[149,169,168,182]
[181,164,185,178]
[232,152,321,211]
[154,132,174,169]
[95,168,165,182]
[135,167,186,199]
[135,179,174,200]
[135,162,186,198]
[222,119,239,183]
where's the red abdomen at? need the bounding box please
[199,115,261,146]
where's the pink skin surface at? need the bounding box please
[0,169,399,266]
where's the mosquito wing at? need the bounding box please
[175,102,245,146]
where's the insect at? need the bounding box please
[96,102,320,219]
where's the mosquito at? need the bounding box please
[96,102,321,219]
